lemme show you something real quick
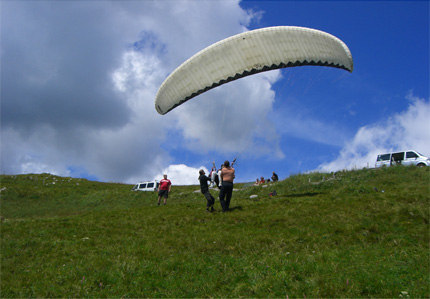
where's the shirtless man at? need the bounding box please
[219,160,235,212]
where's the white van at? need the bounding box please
[375,150,430,168]
[131,180,159,192]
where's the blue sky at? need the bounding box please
[1,1,429,185]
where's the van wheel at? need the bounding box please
[417,163,426,167]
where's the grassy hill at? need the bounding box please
[1,166,429,298]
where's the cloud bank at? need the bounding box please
[2,1,428,185]
[1,1,279,184]
[318,94,430,172]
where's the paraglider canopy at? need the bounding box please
[155,26,353,115]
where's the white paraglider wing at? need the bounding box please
[155,26,353,115]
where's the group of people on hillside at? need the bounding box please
[155,160,235,213]
[199,160,235,213]
[156,164,277,213]
[254,171,278,185]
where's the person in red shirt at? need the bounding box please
[157,174,172,205]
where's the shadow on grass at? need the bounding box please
[228,206,243,212]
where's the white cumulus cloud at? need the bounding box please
[153,164,209,186]
[318,93,430,172]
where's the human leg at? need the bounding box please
[209,193,215,211]
[158,190,168,205]
[224,182,233,210]
[163,192,168,205]
[219,185,227,212]
[203,191,214,210]
[157,192,162,205]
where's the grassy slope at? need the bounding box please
[1,167,429,298]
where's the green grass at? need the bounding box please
[1,167,429,297]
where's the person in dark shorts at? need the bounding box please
[157,174,171,205]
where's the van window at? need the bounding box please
[147,182,154,188]
[139,183,147,189]
[392,152,404,162]
[377,154,390,161]
[406,151,418,158]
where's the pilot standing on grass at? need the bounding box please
[219,160,235,212]
[157,174,171,205]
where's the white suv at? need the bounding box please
[131,181,159,191]
[375,150,430,168]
